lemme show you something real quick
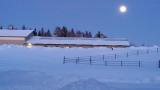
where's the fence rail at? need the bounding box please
[63,56,141,67]
[104,60,141,67]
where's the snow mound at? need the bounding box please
[0,70,59,90]
[58,78,115,90]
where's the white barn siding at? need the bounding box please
[0,37,25,40]
[0,40,26,44]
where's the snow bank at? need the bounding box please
[58,79,113,90]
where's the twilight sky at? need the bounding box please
[0,0,160,45]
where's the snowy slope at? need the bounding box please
[27,36,130,46]
[0,45,160,90]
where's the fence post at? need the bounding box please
[139,61,141,67]
[102,55,105,61]
[126,52,129,58]
[76,57,79,64]
[121,61,123,67]
[63,56,66,64]
[90,56,92,65]
[115,54,117,60]
[159,60,160,68]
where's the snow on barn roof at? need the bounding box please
[0,29,33,37]
[28,37,130,46]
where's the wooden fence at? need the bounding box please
[63,56,141,67]
[63,48,160,67]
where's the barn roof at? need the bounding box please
[0,29,33,37]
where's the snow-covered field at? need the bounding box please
[0,45,160,90]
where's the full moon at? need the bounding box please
[119,5,127,13]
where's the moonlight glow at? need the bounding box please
[119,5,127,13]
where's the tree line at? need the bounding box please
[0,25,107,38]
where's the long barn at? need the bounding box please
[0,29,33,44]
[27,37,130,48]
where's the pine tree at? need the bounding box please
[38,30,42,36]
[33,28,37,36]
[61,26,68,37]
[54,26,61,37]
[0,26,3,29]
[88,32,92,38]
[76,31,82,37]
[40,28,44,36]
[82,32,85,37]
[47,29,52,37]
[71,28,75,37]
[95,31,107,38]
[85,31,89,38]
[95,31,101,38]
[22,25,26,30]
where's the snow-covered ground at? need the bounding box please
[0,45,160,90]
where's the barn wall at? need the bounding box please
[0,40,25,44]
[0,37,26,44]
[0,37,25,40]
